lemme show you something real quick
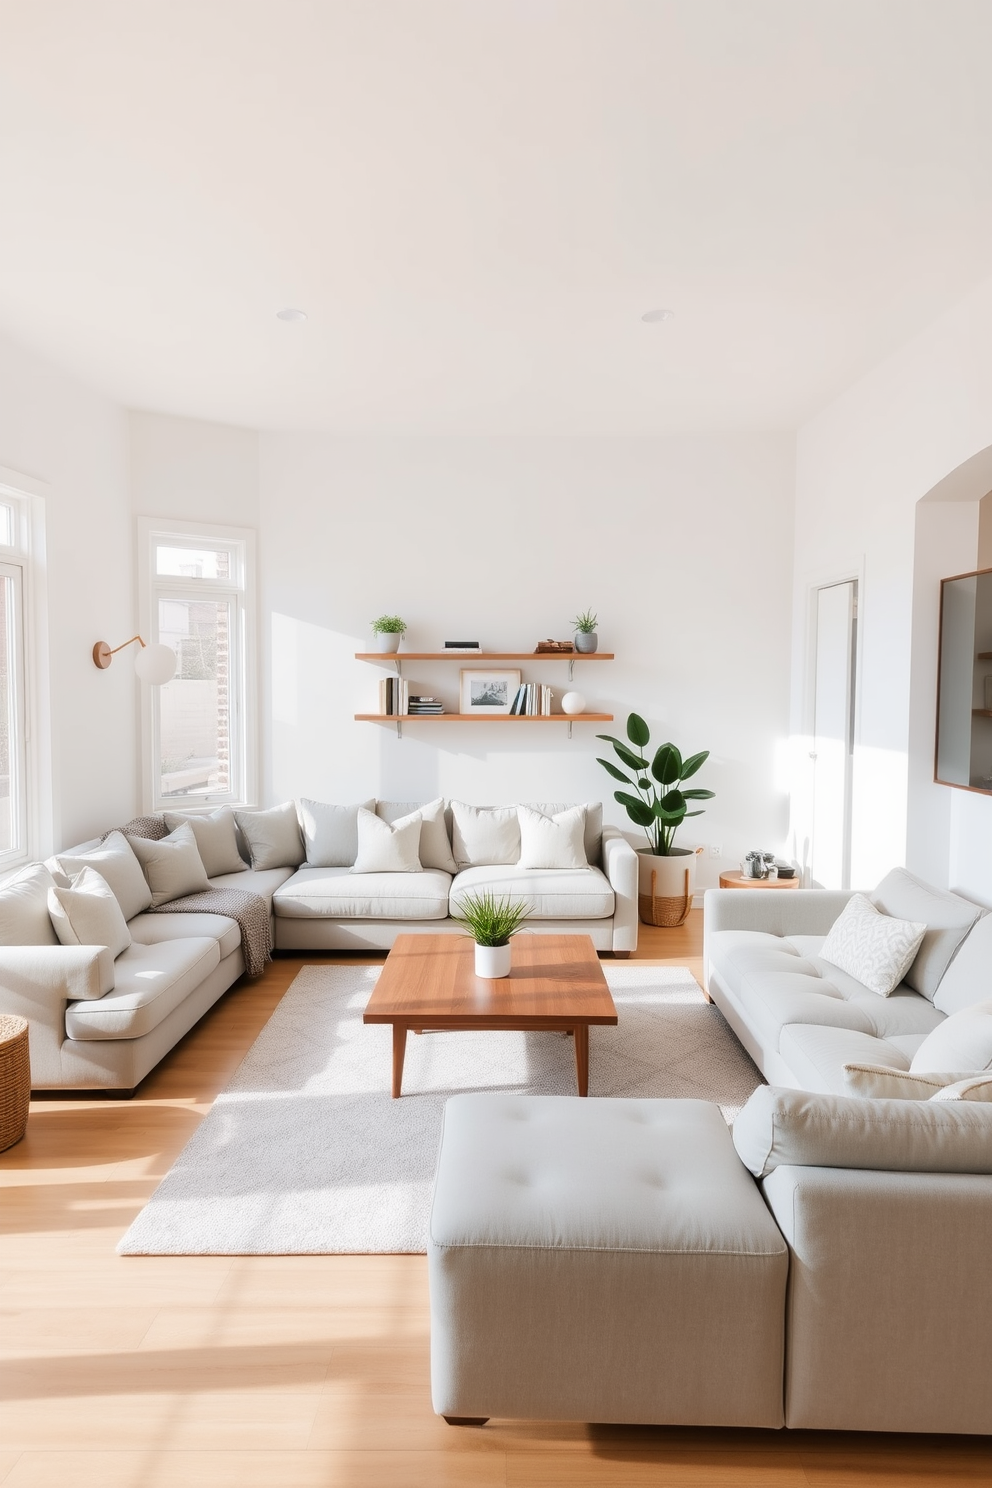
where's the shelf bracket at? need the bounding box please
[568,657,575,682]
[567,719,573,741]
[396,717,402,740]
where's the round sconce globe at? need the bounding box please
[134,643,177,686]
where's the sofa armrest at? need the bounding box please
[0,944,113,1087]
[601,827,638,953]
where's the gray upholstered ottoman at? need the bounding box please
[428,1094,788,1427]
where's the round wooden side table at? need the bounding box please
[718,871,799,890]
[0,1013,30,1152]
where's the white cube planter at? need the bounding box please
[475,943,512,978]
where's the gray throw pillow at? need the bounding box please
[58,831,152,922]
[163,807,247,877]
[0,862,61,946]
[127,823,211,909]
[234,802,306,871]
[298,798,375,867]
[48,866,131,959]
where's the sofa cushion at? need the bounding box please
[450,802,520,869]
[777,1023,912,1095]
[932,911,992,1017]
[733,1084,992,1179]
[819,894,926,998]
[296,798,374,868]
[235,802,306,871]
[128,910,241,960]
[706,930,819,1001]
[162,806,247,877]
[58,831,152,922]
[450,864,615,920]
[376,798,457,874]
[127,823,211,909]
[207,865,295,905]
[524,801,603,865]
[351,808,422,873]
[0,862,60,946]
[517,804,588,869]
[910,999,992,1074]
[931,1075,992,1103]
[273,866,451,920]
[871,867,982,1001]
[48,867,131,960]
[739,973,873,1050]
[64,936,221,1040]
[842,1063,982,1100]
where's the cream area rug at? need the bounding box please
[118,962,763,1256]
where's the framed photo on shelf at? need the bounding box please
[459,668,522,715]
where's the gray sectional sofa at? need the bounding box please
[0,797,636,1092]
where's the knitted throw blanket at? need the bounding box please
[151,887,272,979]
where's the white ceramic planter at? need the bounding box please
[637,846,702,927]
[374,632,402,653]
[475,942,512,978]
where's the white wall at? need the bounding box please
[128,411,259,526]
[0,331,134,849]
[793,272,992,897]
[259,432,795,887]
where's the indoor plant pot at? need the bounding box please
[371,615,406,653]
[572,608,599,654]
[475,942,512,978]
[452,890,530,980]
[637,845,704,927]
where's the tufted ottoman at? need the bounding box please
[428,1094,788,1428]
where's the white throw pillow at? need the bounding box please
[450,801,521,869]
[163,807,247,877]
[843,1063,982,1100]
[376,798,457,874]
[127,823,211,909]
[517,804,588,870]
[910,999,992,1074]
[235,802,306,871]
[0,862,60,946]
[48,866,131,959]
[819,893,926,997]
[58,831,152,922]
[297,798,375,867]
[930,1075,992,1103]
[351,808,423,874]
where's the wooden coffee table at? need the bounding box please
[363,933,618,1098]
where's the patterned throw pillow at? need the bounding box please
[820,893,926,997]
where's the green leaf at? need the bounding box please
[615,791,654,828]
[660,790,685,813]
[636,777,652,791]
[612,740,649,773]
[596,757,633,785]
[626,713,650,749]
[651,742,682,786]
[682,788,715,800]
[653,803,684,822]
[595,733,623,749]
[680,750,709,781]
[684,810,704,817]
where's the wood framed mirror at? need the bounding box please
[936,566,992,792]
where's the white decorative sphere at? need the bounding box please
[134,642,177,685]
[560,691,586,716]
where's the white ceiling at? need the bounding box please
[2,0,992,435]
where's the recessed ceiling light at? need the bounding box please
[276,308,308,322]
[641,308,674,323]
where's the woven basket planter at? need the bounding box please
[0,1014,30,1152]
[637,848,703,928]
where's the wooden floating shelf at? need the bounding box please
[355,713,613,723]
[355,651,614,662]
[977,653,992,660]
[973,709,992,717]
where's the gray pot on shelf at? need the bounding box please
[574,631,599,654]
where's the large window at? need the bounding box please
[0,488,38,866]
[140,521,256,810]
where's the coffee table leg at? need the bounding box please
[573,1024,589,1096]
[392,1024,408,1098]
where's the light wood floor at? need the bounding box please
[2,913,990,1486]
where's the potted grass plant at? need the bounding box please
[572,607,599,654]
[371,615,407,653]
[596,713,714,926]
[452,890,530,978]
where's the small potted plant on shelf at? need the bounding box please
[370,615,407,654]
[452,890,530,978]
[572,608,599,654]
[596,713,715,927]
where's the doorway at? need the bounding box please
[810,579,858,889]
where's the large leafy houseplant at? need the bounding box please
[596,713,714,856]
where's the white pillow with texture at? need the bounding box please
[127,823,210,909]
[843,1062,981,1100]
[517,804,588,870]
[930,1075,992,1103]
[298,798,375,867]
[163,807,247,877]
[450,801,521,869]
[58,831,152,922]
[820,893,926,997]
[235,802,306,871]
[48,866,131,959]
[376,798,457,874]
[351,808,423,874]
[910,999,992,1074]
[0,862,61,946]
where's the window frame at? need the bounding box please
[0,470,49,869]
[138,517,257,812]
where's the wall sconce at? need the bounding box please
[92,635,177,685]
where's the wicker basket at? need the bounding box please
[639,866,693,928]
[0,1014,30,1153]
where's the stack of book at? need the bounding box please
[509,683,553,716]
[408,695,444,715]
[378,677,409,715]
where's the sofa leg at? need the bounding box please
[443,1416,489,1427]
[613,950,631,959]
